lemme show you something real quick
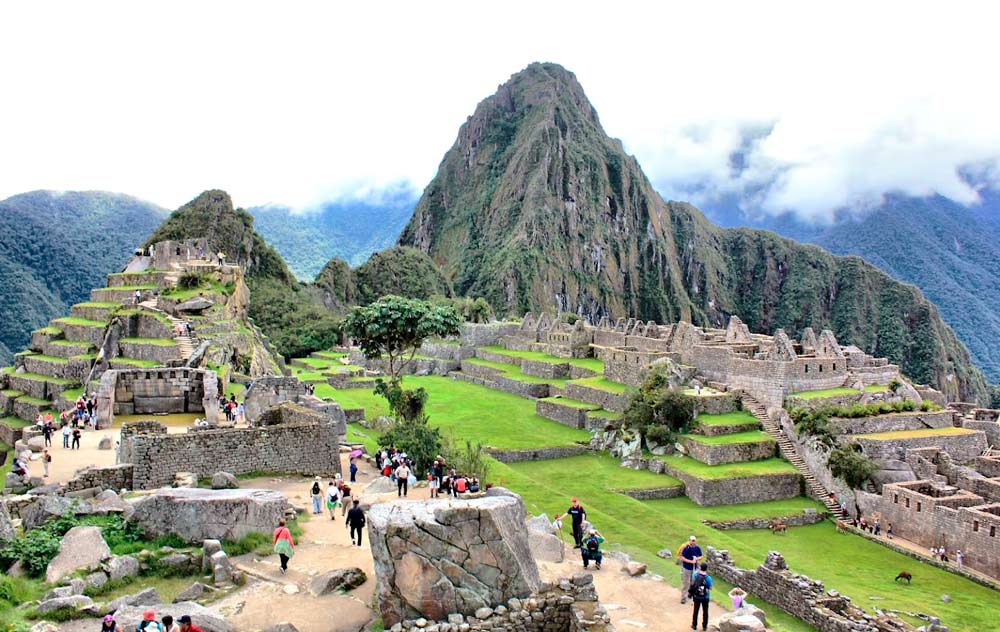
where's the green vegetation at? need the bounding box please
[789,387,862,399]
[161,279,234,301]
[1,367,75,385]
[852,426,978,440]
[478,345,604,372]
[111,358,160,369]
[0,416,31,429]
[681,430,774,446]
[569,376,628,394]
[119,337,176,346]
[52,316,105,328]
[539,396,599,410]
[464,358,569,385]
[694,411,759,427]
[658,455,798,480]
[353,246,453,305]
[827,446,877,491]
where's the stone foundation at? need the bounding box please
[487,446,590,463]
[97,368,218,428]
[679,437,776,466]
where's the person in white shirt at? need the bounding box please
[326,480,341,521]
[395,462,411,497]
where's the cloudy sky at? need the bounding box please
[2,1,998,222]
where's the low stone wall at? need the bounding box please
[536,400,588,429]
[522,359,571,380]
[680,437,776,466]
[117,340,180,363]
[0,419,23,446]
[696,421,760,437]
[56,321,106,347]
[453,369,551,399]
[460,322,521,348]
[474,349,520,365]
[461,359,505,380]
[562,383,628,413]
[853,430,987,462]
[702,511,826,530]
[656,460,800,505]
[704,548,917,632]
[616,486,684,500]
[119,416,344,489]
[19,355,89,382]
[826,410,955,435]
[784,393,861,410]
[63,464,135,493]
[487,445,589,463]
[964,420,1000,448]
[692,392,739,415]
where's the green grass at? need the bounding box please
[73,301,121,309]
[95,575,198,604]
[478,345,604,372]
[294,356,341,368]
[852,427,978,440]
[681,430,774,446]
[119,337,176,346]
[586,409,624,420]
[567,375,628,394]
[161,279,233,301]
[225,382,246,399]
[345,424,379,455]
[17,395,51,407]
[694,411,759,427]
[33,326,63,335]
[658,455,797,479]
[60,387,85,402]
[47,339,93,349]
[539,396,600,410]
[20,353,68,365]
[98,284,157,291]
[53,316,106,328]
[1,367,77,385]
[1,389,22,398]
[111,358,161,368]
[465,358,570,386]
[864,384,889,392]
[789,386,860,399]
[313,350,347,359]
[0,416,30,429]
[510,453,681,491]
[318,376,590,449]
[289,366,327,382]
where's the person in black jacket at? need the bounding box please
[346,500,366,546]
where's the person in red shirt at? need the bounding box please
[272,518,294,574]
[178,615,203,632]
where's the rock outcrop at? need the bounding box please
[45,526,111,583]
[128,488,288,543]
[113,602,231,632]
[368,489,541,626]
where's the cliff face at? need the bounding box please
[398,62,989,402]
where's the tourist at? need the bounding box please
[840,500,848,517]
[11,455,27,478]
[42,421,52,447]
[137,609,162,631]
[429,459,442,499]
[100,614,119,631]
[62,423,71,448]
[349,459,358,483]
[339,480,352,517]
[346,499,366,546]
[71,427,81,450]
[326,479,340,521]
[161,615,179,632]
[728,586,747,610]
[874,519,881,536]
[395,460,411,497]
[689,563,713,631]
[42,449,51,478]
[236,401,245,424]
[454,475,468,495]
[679,535,703,605]
[887,522,893,539]
[581,528,604,570]
[957,549,964,569]
[310,477,323,514]
[134,289,142,305]
[178,615,203,632]
[555,498,587,549]
[272,518,294,574]
[217,251,226,266]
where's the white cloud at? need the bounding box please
[1,1,998,221]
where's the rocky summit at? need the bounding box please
[398,62,988,402]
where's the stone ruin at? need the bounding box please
[705,547,919,632]
[367,489,614,631]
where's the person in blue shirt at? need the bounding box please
[689,563,713,631]
[679,535,703,604]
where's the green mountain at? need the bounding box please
[249,190,415,280]
[145,190,341,357]
[0,190,167,365]
[398,62,990,403]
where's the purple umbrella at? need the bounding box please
[349,449,364,459]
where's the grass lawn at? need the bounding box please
[319,376,590,449]
[33,326,63,335]
[852,427,978,440]
[53,316,106,328]
[567,376,628,394]
[345,424,379,455]
[1,367,76,385]
[586,409,624,421]
[681,430,774,446]
[659,455,797,479]
[508,453,681,492]
[465,358,570,386]
[789,387,860,399]
[61,387,85,402]
[225,382,246,399]
[864,384,889,392]
[119,337,176,346]
[20,353,68,365]
[294,356,341,368]
[73,301,121,308]
[313,350,347,360]
[111,358,161,369]
[478,345,604,372]
[694,411,759,427]
[540,396,600,410]
[0,416,30,429]
[47,339,93,349]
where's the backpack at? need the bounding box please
[688,574,708,600]
[311,482,321,495]
[586,536,599,553]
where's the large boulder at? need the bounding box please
[128,488,289,543]
[0,502,15,543]
[92,490,131,517]
[114,602,231,632]
[23,495,93,530]
[211,472,239,490]
[525,514,563,563]
[98,435,114,450]
[308,568,367,596]
[718,613,767,632]
[45,526,111,583]
[106,587,161,613]
[35,594,93,614]
[368,488,540,627]
[106,555,140,581]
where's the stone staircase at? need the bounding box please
[139,300,196,361]
[742,394,842,515]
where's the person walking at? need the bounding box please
[957,549,964,569]
[887,522,893,539]
[395,461,411,497]
[340,481,352,517]
[555,498,587,549]
[689,563,713,631]
[71,427,81,450]
[42,422,52,447]
[310,477,323,514]
[326,480,340,521]
[349,459,358,483]
[272,518,294,574]
[581,528,604,570]
[429,460,442,499]
[62,423,71,449]
[874,519,881,536]
[679,535,703,605]
[42,449,51,478]
[346,500,366,546]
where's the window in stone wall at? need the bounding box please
[894,494,899,504]
[905,498,910,508]
[991,525,996,537]
[973,520,980,532]
[819,364,824,372]
[833,363,837,370]
[917,502,922,512]
[804,365,809,374]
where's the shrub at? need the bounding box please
[888,378,902,391]
[828,446,876,490]
[177,271,205,289]
[444,439,491,482]
[920,399,935,412]
[645,425,674,446]
[379,416,442,473]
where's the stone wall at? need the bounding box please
[522,359,571,380]
[691,392,740,415]
[654,460,800,505]
[453,369,551,399]
[96,368,218,428]
[616,486,684,500]
[853,430,987,462]
[62,464,135,493]
[561,383,628,413]
[244,376,346,428]
[602,348,675,386]
[0,419,24,446]
[704,548,917,632]
[963,420,1000,448]
[702,511,825,530]
[487,445,589,463]
[826,410,955,435]
[460,322,521,348]
[536,400,589,429]
[679,437,776,466]
[119,410,344,489]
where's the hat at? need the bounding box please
[104,615,114,624]
[179,615,192,624]
[689,535,697,541]
[143,610,156,622]
[315,476,321,481]
[588,528,596,535]
[571,497,578,503]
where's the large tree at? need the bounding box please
[342,295,461,382]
